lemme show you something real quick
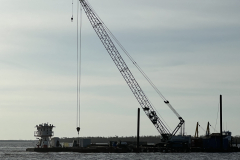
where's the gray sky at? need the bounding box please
[0,0,240,140]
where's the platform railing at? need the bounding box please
[34,131,54,137]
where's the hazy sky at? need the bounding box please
[1,0,240,140]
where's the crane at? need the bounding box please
[206,122,211,137]
[79,0,184,141]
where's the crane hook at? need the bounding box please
[71,0,73,22]
[76,127,80,135]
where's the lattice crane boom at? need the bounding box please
[79,0,184,141]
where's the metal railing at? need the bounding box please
[34,131,54,137]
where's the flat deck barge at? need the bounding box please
[26,147,138,153]
[26,146,240,153]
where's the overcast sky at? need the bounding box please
[1,0,240,140]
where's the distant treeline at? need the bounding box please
[60,135,240,144]
[1,135,239,144]
[60,135,162,143]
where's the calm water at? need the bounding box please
[0,141,240,160]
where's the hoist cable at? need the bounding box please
[76,0,79,128]
[78,4,83,129]
[72,0,73,17]
[199,124,205,132]
[76,0,82,133]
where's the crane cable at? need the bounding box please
[79,3,82,129]
[71,0,73,21]
[85,0,168,101]
[214,102,220,132]
[199,124,205,132]
[102,19,181,118]
[92,10,181,119]
[84,0,167,102]
[76,0,82,136]
[76,0,79,134]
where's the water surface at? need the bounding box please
[0,141,239,160]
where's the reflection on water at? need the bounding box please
[0,141,240,160]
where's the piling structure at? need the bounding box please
[220,95,223,150]
[137,108,140,152]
